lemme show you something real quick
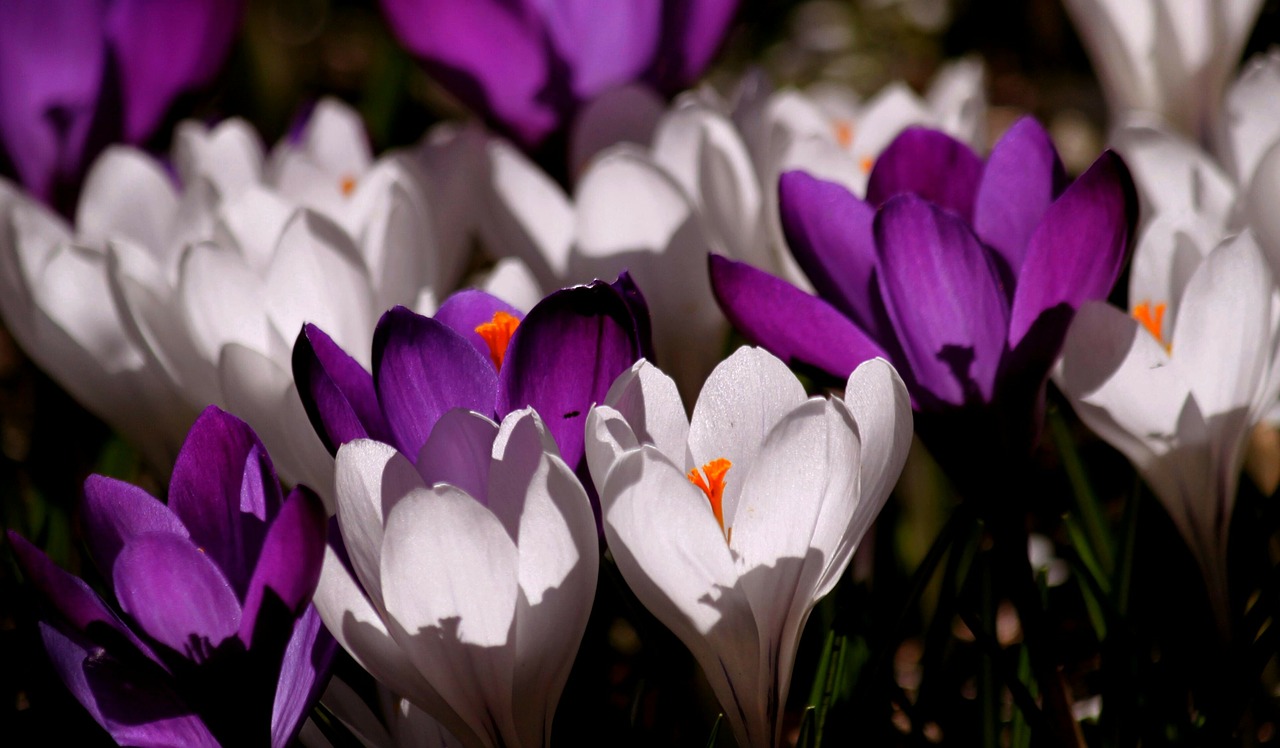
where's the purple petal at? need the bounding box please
[293,323,392,454]
[40,624,220,748]
[379,0,560,146]
[239,487,327,650]
[779,170,890,336]
[650,0,739,90]
[497,281,642,471]
[539,0,661,98]
[972,117,1066,280]
[81,474,189,580]
[270,606,337,748]
[105,0,242,143]
[611,271,657,361]
[373,306,499,457]
[0,0,108,202]
[866,127,984,221]
[708,254,889,383]
[874,195,1008,408]
[1007,150,1136,352]
[434,289,526,366]
[168,406,281,595]
[112,533,242,662]
[9,531,155,659]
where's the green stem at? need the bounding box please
[1050,408,1114,572]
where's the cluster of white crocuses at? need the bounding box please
[314,349,911,748]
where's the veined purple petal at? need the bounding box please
[81,475,189,580]
[866,127,984,221]
[105,0,243,143]
[708,254,889,384]
[972,117,1066,281]
[9,531,156,660]
[1007,150,1136,352]
[874,195,1008,408]
[779,170,887,335]
[40,624,220,748]
[373,305,499,457]
[611,271,657,362]
[0,0,108,202]
[293,323,392,454]
[379,0,559,147]
[239,487,327,650]
[649,0,739,91]
[434,289,526,366]
[539,0,661,99]
[270,606,337,748]
[168,406,280,596]
[113,533,242,663]
[497,281,642,472]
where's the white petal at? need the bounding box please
[583,404,640,504]
[214,185,299,274]
[482,139,574,288]
[1126,210,1220,326]
[417,409,499,509]
[570,83,664,175]
[345,159,433,311]
[1244,141,1280,280]
[925,57,988,146]
[173,118,265,196]
[75,146,178,253]
[601,358,690,464]
[277,97,372,185]
[1218,49,1280,186]
[1111,126,1236,219]
[688,347,808,521]
[477,257,543,313]
[178,241,275,365]
[412,122,488,290]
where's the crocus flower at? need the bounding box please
[314,407,598,747]
[1055,232,1280,628]
[292,276,650,519]
[0,98,499,484]
[0,0,242,209]
[380,0,739,149]
[1062,0,1262,141]
[709,119,1135,493]
[584,348,912,748]
[8,406,333,746]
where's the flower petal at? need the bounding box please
[81,474,189,579]
[240,487,328,650]
[972,117,1065,277]
[602,358,690,465]
[709,254,888,383]
[433,289,525,366]
[270,606,338,748]
[417,408,499,509]
[865,127,984,220]
[293,322,391,454]
[481,139,574,287]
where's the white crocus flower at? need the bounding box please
[1063,0,1263,142]
[584,348,912,748]
[314,408,598,748]
[1055,233,1280,628]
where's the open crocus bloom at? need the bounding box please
[585,348,912,748]
[709,119,1135,491]
[293,276,649,518]
[380,0,738,149]
[0,0,241,208]
[0,98,496,485]
[1056,232,1280,625]
[8,406,332,746]
[315,407,598,747]
[1062,0,1262,141]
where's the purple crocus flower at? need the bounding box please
[8,406,333,747]
[709,118,1136,494]
[0,0,242,209]
[379,0,738,149]
[293,275,652,525]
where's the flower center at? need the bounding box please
[340,174,357,196]
[474,310,520,370]
[688,458,732,542]
[1133,300,1169,350]
[859,156,874,174]
[833,119,854,149]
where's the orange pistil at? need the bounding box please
[1133,300,1169,350]
[833,119,854,149]
[340,175,357,196]
[859,156,875,175]
[474,310,521,370]
[688,458,732,540]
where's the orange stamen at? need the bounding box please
[688,458,732,540]
[833,119,854,149]
[340,175,357,196]
[474,310,521,370]
[1133,300,1168,349]
[859,156,875,174]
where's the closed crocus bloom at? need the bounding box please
[710,119,1136,495]
[584,348,912,748]
[380,0,738,150]
[1055,232,1280,628]
[1062,0,1262,141]
[315,407,598,748]
[8,406,333,746]
[293,277,650,518]
[0,0,242,210]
